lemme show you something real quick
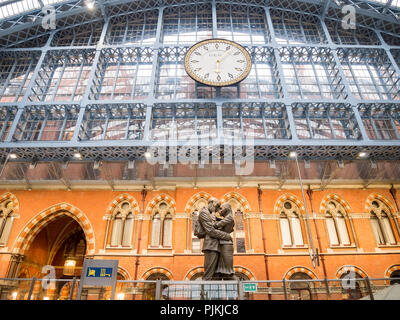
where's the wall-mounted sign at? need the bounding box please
[77,258,119,300]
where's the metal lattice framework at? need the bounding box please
[0,0,399,166]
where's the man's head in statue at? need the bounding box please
[208,198,221,213]
[220,203,232,217]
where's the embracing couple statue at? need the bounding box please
[195,197,236,280]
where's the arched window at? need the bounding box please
[150,201,173,248]
[0,199,16,245]
[226,198,247,253]
[279,200,305,247]
[369,199,397,245]
[109,201,135,247]
[325,200,351,246]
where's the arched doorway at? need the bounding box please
[288,272,314,300]
[390,270,400,285]
[144,272,170,300]
[20,215,86,279]
[339,271,366,300]
[10,211,89,300]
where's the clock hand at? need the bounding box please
[219,48,233,62]
[215,48,232,73]
[215,60,220,73]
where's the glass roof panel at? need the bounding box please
[0,0,69,20]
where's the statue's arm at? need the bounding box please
[214,214,234,229]
[199,211,232,241]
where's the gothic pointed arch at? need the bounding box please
[320,194,352,215]
[145,194,176,216]
[184,191,212,214]
[221,192,251,214]
[11,203,95,256]
[320,194,354,246]
[105,194,140,247]
[366,193,399,246]
[275,194,307,248]
[147,194,175,248]
[0,192,19,246]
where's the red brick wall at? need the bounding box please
[0,187,399,281]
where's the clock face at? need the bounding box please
[184,39,252,87]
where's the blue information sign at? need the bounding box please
[86,267,113,278]
[78,258,119,300]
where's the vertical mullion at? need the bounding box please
[0,112,10,141]
[212,0,217,38]
[327,110,337,139]
[310,57,324,98]
[370,115,382,140]
[305,107,314,139]
[124,108,131,140]
[365,63,384,100]
[298,16,307,43]
[15,57,35,101]
[123,17,129,43]
[239,105,244,139]
[140,12,147,46]
[0,60,17,98]
[246,7,253,46]
[292,60,304,99]
[265,8,290,100]
[71,53,87,101]
[58,111,68,141]
[262,106,268,139]
[195,5,198,42]
[130,50,140,100]
[148,8,163,100]
[111,50,122,100]
[280,12,288,44]
[102,108,110,140]
[51,55,68,102]
[37,109,48,141]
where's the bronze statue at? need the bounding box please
[197,198,232,280]
[214,203,235,280]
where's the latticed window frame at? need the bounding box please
[13,104,80,142]
[79,104,147,141]
[292,103,361,140]
[29,49,95,103]
[222,102,291,140]
[279,47,346,100]
[358,103,400,140]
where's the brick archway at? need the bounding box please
[12,203,95,255]
[105,193,140,217]
[234,266,256,280]
[141,267,173,280]
[335,265,368,279]
[384,264,400,283]
[184,192,212,214]
[365,193,396,215]
[221,192,251,214]
[184,266,204,280]
[320,194,352,215]
[284,266,318,280]
[274,193,306,216]
[0,192,19,217]
[145,194,176,215]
